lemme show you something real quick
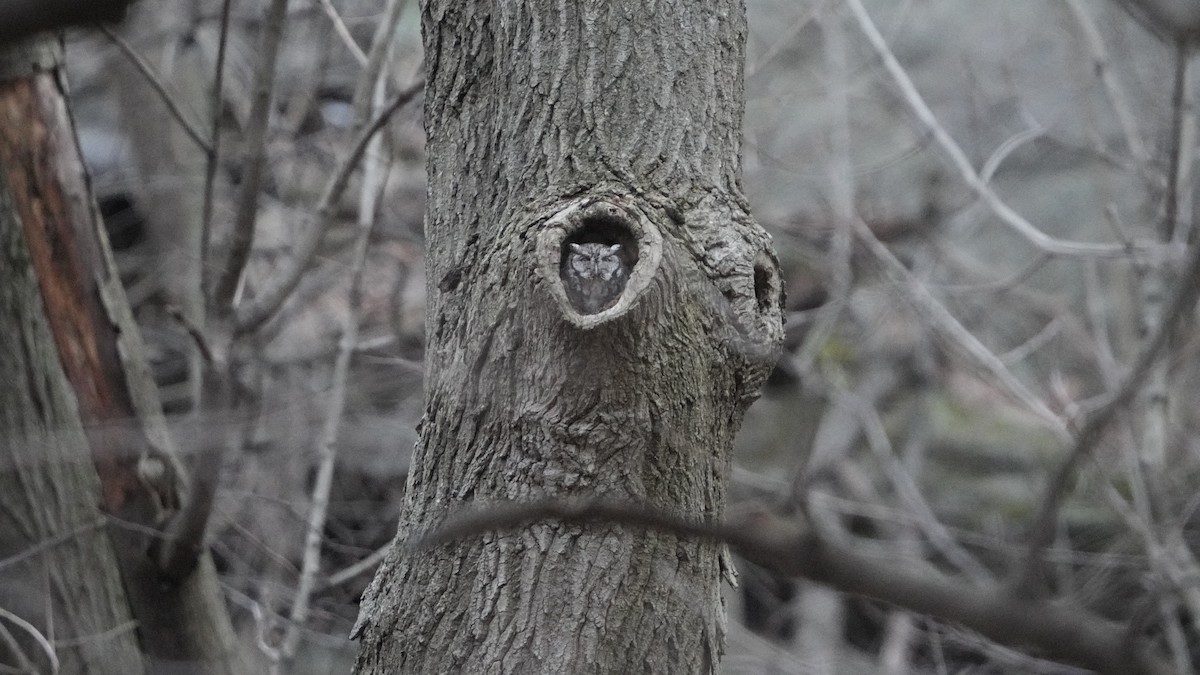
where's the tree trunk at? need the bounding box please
[353,1,783,673]
[0,41,144,675]
[0,36,242,674]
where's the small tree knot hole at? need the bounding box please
[560,215,638,315]
[536,198,664,329]
[752,250,782,313]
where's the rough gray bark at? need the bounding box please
[353,1,783,673]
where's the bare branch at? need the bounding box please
[0,519,105,573]
[852,217,1069,434]
[1064,0,1150,167]
[211,0,292,315]
[796,8,855,377]
[979,126,1045,184]
[353,0,411,118]
[1164,39,1194,243]
[414,499,1173,675]
[1111,0,1200,43]
[200,0,235,305]
[845,391,994,584]
[234,78,423,334]
[937,250,1053,295]
[317,0,368,67]
[323,545,388,591]
[98,25,213,156]
[277,59,393,670]
[165,305,215,366]
[844,0,1146,258]
[0,606,58,673]
[155,314,231,581]
[1102,481,1200,671]
[1014,233,1200,596]
[1083,260,1121,387]
[999,318,1062,366]
[0,619,37,673]
[747,4,822,78]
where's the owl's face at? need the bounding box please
[568,243,626,280]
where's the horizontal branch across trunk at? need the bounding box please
[414,498,1174,675]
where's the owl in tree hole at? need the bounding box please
[562,242,630,314]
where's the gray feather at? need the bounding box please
[562,242,630,314]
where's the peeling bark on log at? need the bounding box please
[0,42,144,675]
[0,36,242,673]
[0,126,144,675]
[353,1,784,673]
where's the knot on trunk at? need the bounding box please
[536,197,662,329]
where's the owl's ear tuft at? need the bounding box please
[569,243,584,253]
[608,244,622,253]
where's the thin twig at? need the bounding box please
[221,585,283,661]
[165,305,215,365]
[241,0,410,328]
[852,218,1068,434]
[936,249,1053,295]
[234,78,422,334]
[1083,260,1121,388]
[51,619,139,648]
[979,125,1045,184]
[98,24,212,156]
[316,0,368,67]
[0,607,58,673]
[845,390,994,584]
[277,37,396,667]
[1109,450,1200,663]
[211,0,292,315]
[200,0,234,303]
[1014,33,1199,599]
[1102,480,1200,672]
[0,519,105,573]
[1111,0,1200,44]
[999,318,1062,366]
[353,0,410,125]
[1134,40,1199,657]
[1159,595,1196,675]
[0,619,36,673]
[1013,234,1200,596]
[276,219,375,668]
[1064,0,1150,168]
[1174,53,1197,247]
[1164,39,1193,243]
[824,5,854,306]
[746,2,824,78]
[844,0,1143,259]
[880,609,916,675]
[322,545,388,590]
[794,8,855,377]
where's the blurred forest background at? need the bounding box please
[49,0,1200,672]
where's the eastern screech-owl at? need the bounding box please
[562,242,630,314]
